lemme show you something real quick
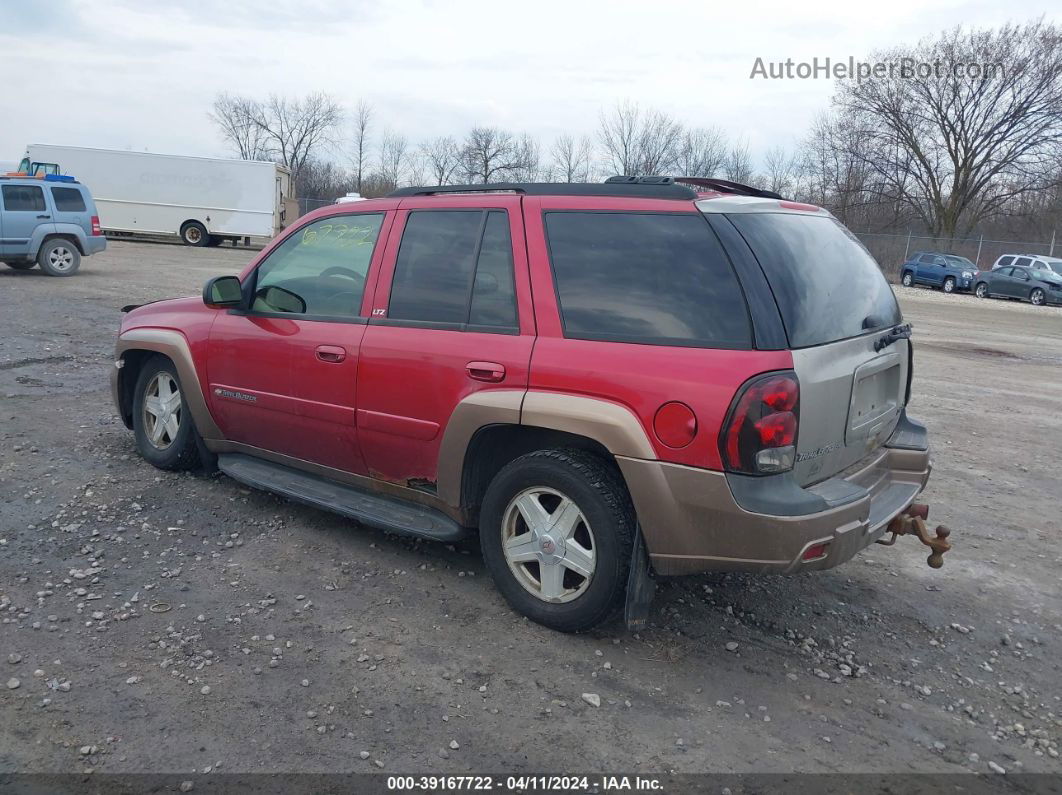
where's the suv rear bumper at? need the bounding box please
[617,416,931,577]
[83,235,107,256]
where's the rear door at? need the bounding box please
[49,185,91,238]
[355,196,535,490]
[726,211,908,486]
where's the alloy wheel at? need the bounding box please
[48,246,75,272]
[142,372,182,450]
[501,487,596,604]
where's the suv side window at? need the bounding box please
[50,187,87,213]
[387,210,517,331]
[252,213,384,319]
[1013,257,1032,269]
[2,185,46,212]
[997,256,1014,268]
[544,212,751,348]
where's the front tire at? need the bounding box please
[901,272,914,287]
[943,277,955,293]
[180,221,210,247]
[37,239,81,276]
[1030,288,1045,306]
[479,449,635,632]
[975,282,988,299]
[132,356,202,471]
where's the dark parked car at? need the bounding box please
[974,264,1062,306]
[900,252,977,293]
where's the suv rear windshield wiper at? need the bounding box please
[874,323,912,352]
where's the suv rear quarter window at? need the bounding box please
[543,212,751,348]
[50,187,87,213]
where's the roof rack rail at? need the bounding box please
[671,176,784,200]
[386,182,697,200]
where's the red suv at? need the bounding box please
[112,177,939,631]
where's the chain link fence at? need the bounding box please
[855,230,1059,280]
[297,197,335,217]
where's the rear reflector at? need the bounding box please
[802,542,830,561]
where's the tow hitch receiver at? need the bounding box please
[876,503,953,569]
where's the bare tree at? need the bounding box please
[551,134,593,182]
[351,100,373,193]
[245,93,343,185]
[598,101,641,175]
[459,127,526,183]
[510,134,547,182]
[209,93,270,160]
[832,20,1062,238]
[599,101,682,176]
[419,136,460,185]
[376,132,408,191]
[762,146,801,196]
[675,127,727,177]
[723,142,754,183]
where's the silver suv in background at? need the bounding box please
[990,254,1062,278]
[0,175,106,276]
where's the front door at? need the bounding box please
[356,197,535,491]
[206,211,390,474]
[0,184,53,257]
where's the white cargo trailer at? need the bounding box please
[23,144,294,246]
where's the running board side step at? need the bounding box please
[217,453,468,543]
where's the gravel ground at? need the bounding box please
[1,241,1060,778]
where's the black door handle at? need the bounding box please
[36,214,51,219]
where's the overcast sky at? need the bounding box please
[2,0,1057,170]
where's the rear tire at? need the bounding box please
[180,221,209,247]
[37,239,81,276]
[4,261,36,270]
[479,449,634,633]
[132,355,203,471]
[975,282,988,299]
[1030,288,1045,306]
[901,272,914,287]
[942,277,955,293]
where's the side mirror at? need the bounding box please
[203,275,243,308]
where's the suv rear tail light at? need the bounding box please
[721,371,800,475]
[91,215,102,236]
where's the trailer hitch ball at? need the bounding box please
[879,510,953,568]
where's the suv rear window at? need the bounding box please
[543,212,751,348]
[388,210,517,331]
[729,213,901,348]
[51,187,87,212]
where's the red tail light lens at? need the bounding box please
[721,372,800,475]
[91,215,102,236]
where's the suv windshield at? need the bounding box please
[728,213,901,348]
[945,256,975,269]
